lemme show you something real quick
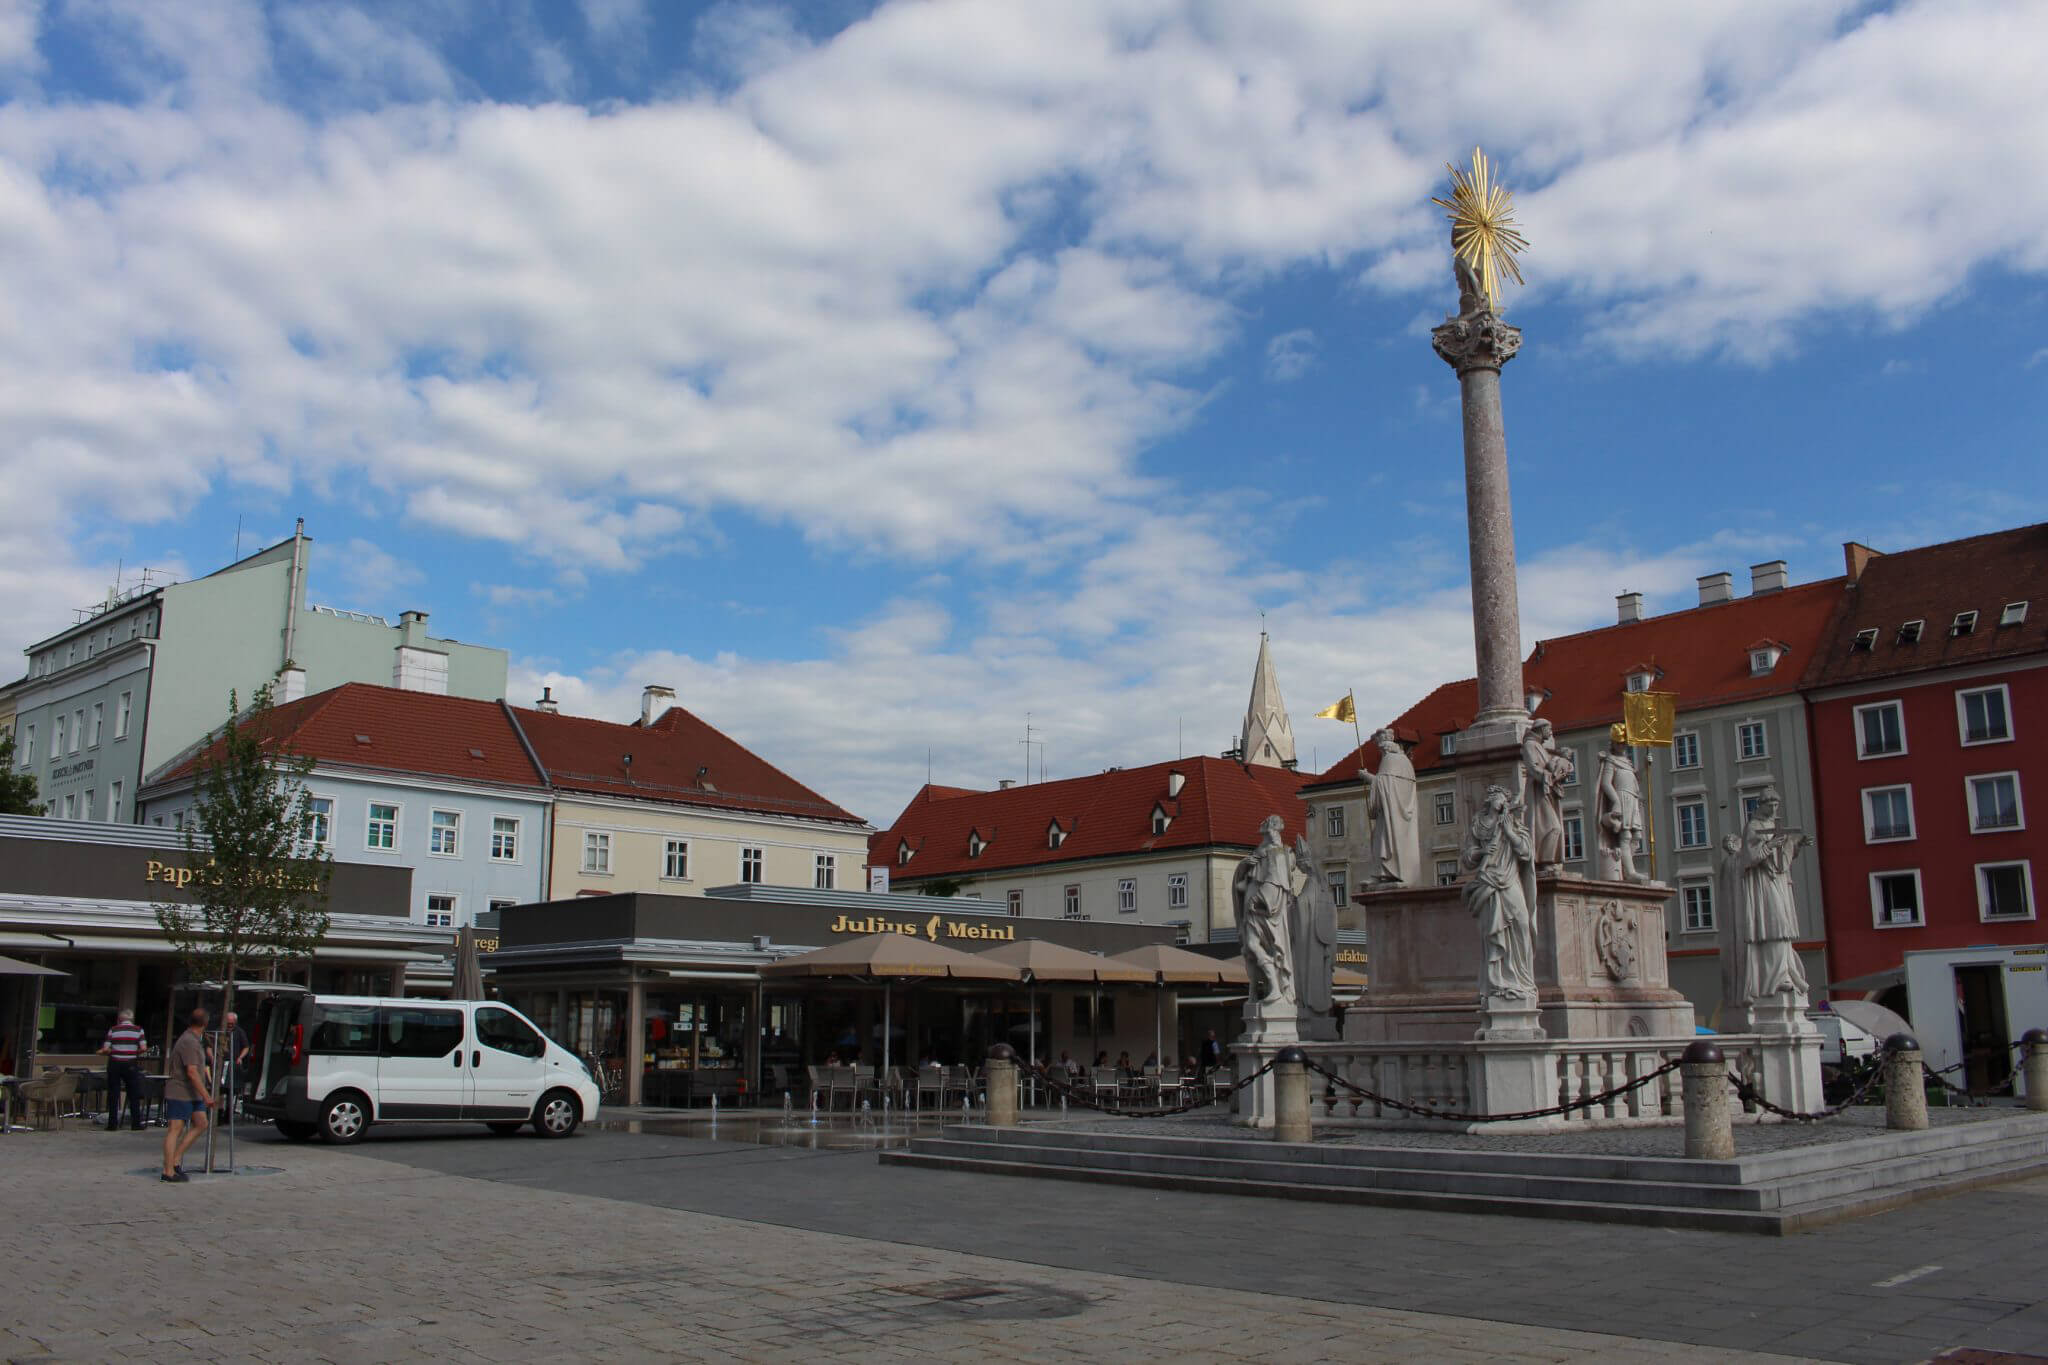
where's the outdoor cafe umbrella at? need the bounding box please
[1,955,68,1085]
[452,927,486,1001]
[1104,945,1250,1073]
[975,940,1151,1067]
[0,954,69,977]
[761,933,1022,1076]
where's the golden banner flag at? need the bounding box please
[1313,694,1356,723]
[1621,691,1678,746]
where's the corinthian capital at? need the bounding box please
[1432,310,1522,373]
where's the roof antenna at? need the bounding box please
[234,514,243,561]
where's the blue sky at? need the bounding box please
[3,0,2045,823]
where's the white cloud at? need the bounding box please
[328,537,423,607]
[1264,328,1317,382]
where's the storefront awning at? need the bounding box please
[1107,943,1251,985]
[760,932,1023,981]
[974,939,1153,984]
[0,953,69,976]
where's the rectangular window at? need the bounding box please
[1562,814,1585,862]
[663,838,690,880]
[1063,885,1082,920]
[305,796,333,847]
[70,710,82,753]
[1167,873,1188,910]
[1434,792,1456,826]
[82,789,95,820]
[430,809,461,857]
[1435,859,1459,886]
[366,802,399,851]
[582,830,611,873]
[61,794,75,819]
[89,703,103,747]
[1742,792,1766,824]
[489,898,517,914]
[1324,806,1346,838]
[1855,701,1905,758]
[814,854,836,890]
[1737,720,1767,760]
[425,893,457,928]
[2001,601,2029,627]
[1968,773,2023,832]
[108,779,123,823]
[1978,862,2034,921]
[1007,889,1022,917]
[1681,881,1714,933]
[18,724,31,765]
[1862,786,1913,842]
[1872,870,1923,927]
[740,847,764,883]
[115,691,132,738]
[1326,868,1348,907]
[1117,878,1136,913]
[1675,800,1709,849]
[52,715,64,756]
[1958,686,2012,745]
[490,816,520,862]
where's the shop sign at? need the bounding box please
[49,758,95,781]
[827,912,1016,943]
[1335,949,1367,965]
[145,857,324,895]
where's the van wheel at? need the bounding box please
[486,1121,523,1135]
[320,1093,370,1145]
[534,1089,580,1138]
[276,1120,317,1141]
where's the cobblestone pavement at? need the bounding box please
[4,1128,1821,1365]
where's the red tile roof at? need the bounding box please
[872,756,1311,882]
[511,703,864,826]
[1801,523,2048,689]
[147,683,546,790]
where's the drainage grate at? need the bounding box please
[875,1279,1089,1321]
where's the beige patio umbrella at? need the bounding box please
[976,941,1151,1067]
[762,934,1022,1074]
[1105,945,1250,1070]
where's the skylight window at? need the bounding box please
[1951,611,1978,637]
[1852,629,1878,652]
[2001,601,2029,627]
[1896,620,1923,645]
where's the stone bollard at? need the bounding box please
[2023,1029,2048,1113]
[1884,1034,1928,1131]
[985,1044,1020,1128]
[1272,1048,1312,1144]
[1680,1040,1734,1160]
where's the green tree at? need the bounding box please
[0,733,44,815]
[155,683,334,1026]
[916,877,967,898]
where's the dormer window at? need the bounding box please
[1896,620,1923,645]
[1046,820,1065,850]
[968,831,986,859]
[1748,645,1783,676]
[897,840,914,866]
[1151,805,1171,836]
[1439,734,1459,758]
[2001,601,2028,627]
[1625,671,1653,693]
[1951,611,1978,637]
[1852,628,1878,652]
[1524,689,1547,714]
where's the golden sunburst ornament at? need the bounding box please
[1431,147,1528,311]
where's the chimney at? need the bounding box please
[397,610,430,646]
[639,684,675,727]
[276,665,307,704]
[1697,572,1734,606]
[1166,769,1186,798]
[534,686,559,713]
[1616,591,1644,624]
[393,642,449,694]
[1843,541,1881,583]
[1750,560,1789,595]
[998,779,1016,790]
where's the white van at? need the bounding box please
[245,991,601,1144]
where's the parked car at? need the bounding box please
[245,989,601,1144]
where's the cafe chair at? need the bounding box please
[19,1071,79,1131]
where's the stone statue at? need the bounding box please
[1714,833,1749,1029]
[1727,786,1813,1022]
[1463,786,1538,1004]
[1365,728,1421,886]
[1594,726,1645,883]
[1520,718,1572,869]
[1290,834,1338,1037]
[1232,815,1297,1010]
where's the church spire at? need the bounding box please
[1239,632,1297,769]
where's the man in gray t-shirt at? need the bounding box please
[161,1009,213,1183]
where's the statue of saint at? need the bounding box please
[1290,834,1338,1034]
[1728,787,1812,1014]
[1463,785,1537,1004]
[1714,833,1749,1029]
[1365,729,1421,886]
[1594,727,1645,883]
[1232,815,1297,1008]
[1520,718,1572,869]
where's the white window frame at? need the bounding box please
[1736,720,1768,761]
[1860,785,1915,844]
[425,893,458,928]
[661,838,689,881]
[305,795,335,848]
[1063,885,1082,920]
[1956,684,2013,747]
[1167,873,1189,911]
[82,789,95,820]
[740,846,765,884]
[52,714,64,756]
[490,816,521,863]
[1006,889,1022,917]
[70,709,83,754]
[1966,771,2024,833]
[1326,867,1348,907]
[582,830,611,875]
[89,702,103,747]
[1854,700,1906,759]
[1434,859,1459,886]
[1117,878,1137,914]
[1870,869,1925,928]
[1561,813,1585,863]
[366,801,401,852]
[1324,805,1346,838]
[1151,807,1170,835]
[115,691,132,739]
[1680,880,1714,934]
[2000,601,2029,627]
[1674,799,1709,850]
[1433,792,1456,827]
[815,853,836,890]
[18,724,32,766]
[1976,861,2035,922]
[429,808,462,858]
[108,779,123,824]
[61,793,75,819]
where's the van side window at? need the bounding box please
[309,1006,378,1054]
[381,1007,465,1059]
[475,1007,544,1059]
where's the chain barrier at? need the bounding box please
[1030,1060,1272,1119]
[1300,1056,1683,1125]
[1727,1054,1890,1123]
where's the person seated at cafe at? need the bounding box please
[920,1053,942,1069]
[1093,1051,1110,1072]
[1141,1051,1159,1070]
[1115,1050,1135,1077]
[1182,1055,1201,1076]
[823,1051,843,1067]
[1054,1050,1081,1078]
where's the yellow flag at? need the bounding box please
[1313,694,1356,723]
[1622,691,1677,746]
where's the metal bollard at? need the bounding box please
[985,1044,1020,1128]
[1884,1034,1928,1131]
[1273,1048,1312,1144]
[2023,1029,2048,1113]
[1680,1040,1734,1160]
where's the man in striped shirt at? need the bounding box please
[98,1010,147,1131]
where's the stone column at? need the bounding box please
[1272,1047,1312,1143]
[625,977,645,1108]
[1432,307,1526,739]
[1883,1034,1927,1132]
[1680,1040,1734,1160]
[2021,1029,2048,1112]
[985,1044,1020,1127]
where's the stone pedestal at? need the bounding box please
[1468,1041,1554,1126]
[1230,1037,1291,1129]
[1750,998,1824,1115]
